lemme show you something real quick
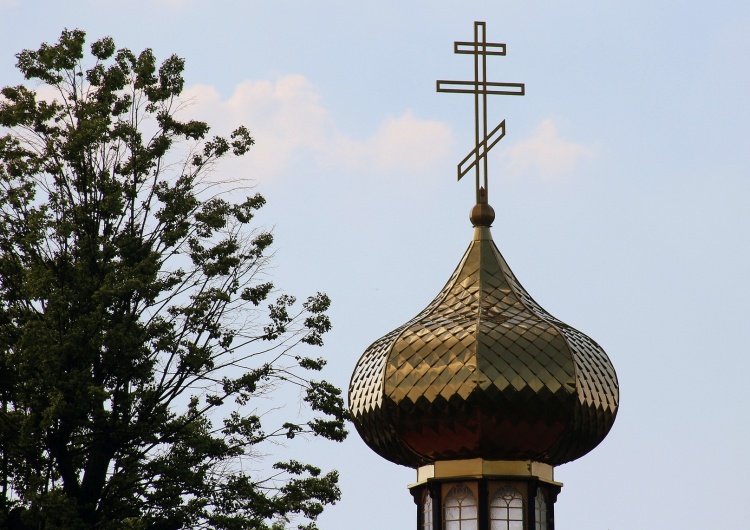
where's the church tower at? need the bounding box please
[348,22,619,530]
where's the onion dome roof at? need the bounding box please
[348,202,619,468]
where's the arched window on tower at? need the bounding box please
[443,483,478,530]
[534,488,547,530]
[489,485,524,530]
[422,490,433,530]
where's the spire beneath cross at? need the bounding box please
[437,21,525,205]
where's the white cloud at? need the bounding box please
[180,75,453,181]
[499,119,594,178]
[183,76,331,180]
[0,0,18,8]
[326,111,452,172]
[10,74,453,184]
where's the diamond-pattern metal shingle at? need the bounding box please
[349,226,619,468]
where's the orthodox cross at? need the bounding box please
[437,21,525,203]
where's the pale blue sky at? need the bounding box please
[1,1,749,528]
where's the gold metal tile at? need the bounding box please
[349,226,619,468]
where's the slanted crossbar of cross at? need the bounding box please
[437,21,525,203]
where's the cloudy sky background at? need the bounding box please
[2,1,749,529]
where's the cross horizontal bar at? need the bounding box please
[454,41,506,55]
[436,80,525,96]
[458,121,506,180]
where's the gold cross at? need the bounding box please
[437,21,525,204]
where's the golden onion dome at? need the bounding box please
[348,194,619,468]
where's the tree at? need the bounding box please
[0,29,348,529]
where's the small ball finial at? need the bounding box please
[470,187,495,226]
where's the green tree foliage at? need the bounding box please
[0,29,347,529]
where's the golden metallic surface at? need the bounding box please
[421,459,555,483]
[470,187,495,227]
[410,460,561,490]
[436,21,524,203]
[349,226,619,468]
